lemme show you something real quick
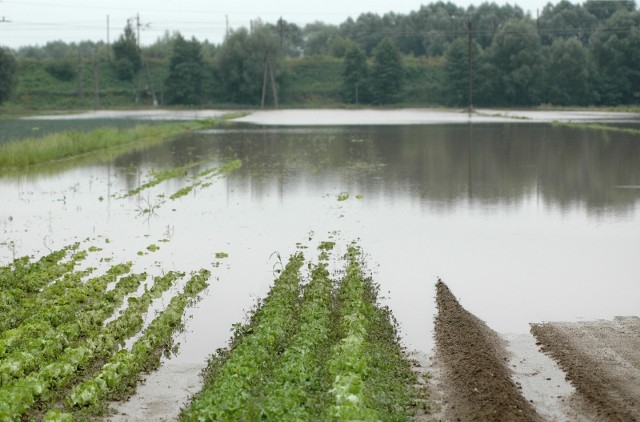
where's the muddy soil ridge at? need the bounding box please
[531,317,640,422]
[434,280,541,421]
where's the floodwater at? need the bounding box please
[2,112,640,417]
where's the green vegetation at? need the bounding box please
[4,1,639,108]
[124,159,241,214]
[169,159,242,200]
[182,244,419,420]
[125,162,203,197]
[0,244,211,419]
[164,34,205,105]
[0,47,17,105]
[0,122,198,169]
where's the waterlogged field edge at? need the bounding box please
[0,114,243,170]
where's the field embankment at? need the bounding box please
[531,317,640,421]
[434,280,542,421]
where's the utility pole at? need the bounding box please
[278,17,284,50]
[106,15,111,61]
[466,20,473,114]
[93,48,100,109]
[225,15,229,39]
[136,13,141,48]
[77,52,85,99]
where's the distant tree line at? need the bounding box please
[1,0,639,107]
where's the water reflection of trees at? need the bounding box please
[118,124,640,214]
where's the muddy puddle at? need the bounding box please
[2,110,640,419]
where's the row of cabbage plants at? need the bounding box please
[182,245,417,421]
[0,246,211,420]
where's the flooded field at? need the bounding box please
[1,110,639,419]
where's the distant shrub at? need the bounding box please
[45,59,76,81]
[113,58,135,81]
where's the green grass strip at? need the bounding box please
[0,122,202,168]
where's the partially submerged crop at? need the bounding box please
[182,243,417,420]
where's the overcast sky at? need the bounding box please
[1,0,574,49]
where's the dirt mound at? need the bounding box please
[531,317,640,421]
[434,280,541,421]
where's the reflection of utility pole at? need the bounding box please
[465,20,473,114]
[260,54,279,109]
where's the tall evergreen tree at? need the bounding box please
[214,23,283,104]
[590,9,640,104]
[164,34,204,105]
[342,43,368,104]
[0,47,17,104]
[543,38,592,105]
[112,21,141,81]
[443,37,484,107]
[488,18,542,105]
[369,38,405,104]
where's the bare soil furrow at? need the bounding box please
[531,317,640,422]
[434,280,541,422]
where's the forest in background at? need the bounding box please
[0,0,639,109]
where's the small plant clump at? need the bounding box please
[181,243,418,420]
[337,192,350,201]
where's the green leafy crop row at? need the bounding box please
[182,254,304,420]
[183,244,417,421]
[61,269,211,415]
[0,245,210,420]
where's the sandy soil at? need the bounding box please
[531,317,640,421]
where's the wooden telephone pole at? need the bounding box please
[466,20,473,114]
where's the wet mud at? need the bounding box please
[434,280,541,421]
[531,317,640,422]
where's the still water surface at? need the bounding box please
[1,122,639,358]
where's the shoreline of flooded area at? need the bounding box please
[21,108,640,125]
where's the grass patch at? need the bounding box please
[0,119,215,170]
